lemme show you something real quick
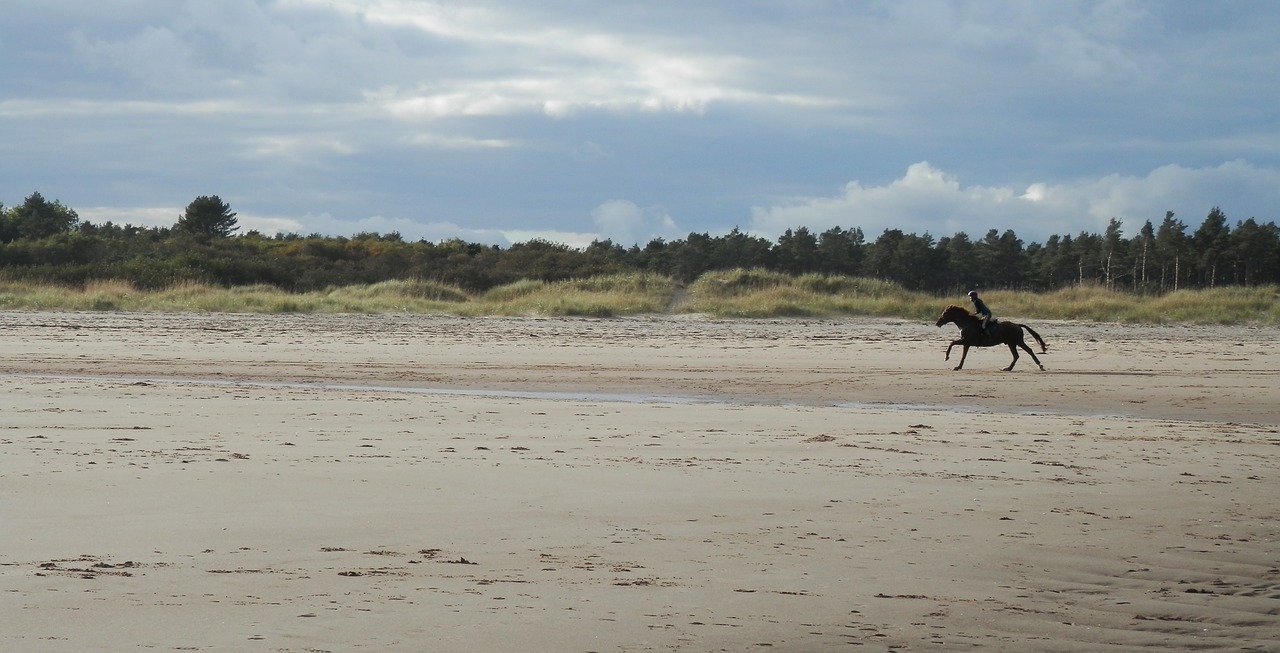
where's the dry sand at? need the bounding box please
[1,310,1277,652]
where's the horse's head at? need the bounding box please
[935,304,970,327]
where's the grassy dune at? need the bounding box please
[1,270,1276,324]
[683,269,937,318]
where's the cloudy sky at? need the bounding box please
[2,1,1278,248]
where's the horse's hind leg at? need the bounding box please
[1003,343,1019,371]
[1019,342,1046,370]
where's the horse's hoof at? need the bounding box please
[952,365,962,371]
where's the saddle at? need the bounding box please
[975,318,998,340]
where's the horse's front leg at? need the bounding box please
[945,339,961,361]
[953,344,970,371]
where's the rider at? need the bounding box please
[967,290,994,338]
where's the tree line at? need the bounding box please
[2,191,1277,294]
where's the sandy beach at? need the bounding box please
[2,310,1278,652]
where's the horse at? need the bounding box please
[934,304,1048,371]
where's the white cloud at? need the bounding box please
[403,133,514,150]
[1069,161,1280,231]
[242,212,518,245]
[77,206,180,229]
[244,135,358,160]
[324,1,775,121]
[749,161,1280,242]
[591,199,681,247]
[749,162,1021,240]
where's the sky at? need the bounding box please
[2,0,1278,249]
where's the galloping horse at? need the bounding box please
[935,304,1048,371]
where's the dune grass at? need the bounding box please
[991,283,1280,324]
[464,273,674,317]
[682,269,939,318]
[0,278,472,314]
[0,272,1276,324]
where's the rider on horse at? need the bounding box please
[968,290,995,338]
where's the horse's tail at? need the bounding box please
[1020,324,1048,353]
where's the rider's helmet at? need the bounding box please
[967,290,978,299]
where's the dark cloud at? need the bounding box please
[3,0,1277,246]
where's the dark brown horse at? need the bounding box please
[935,304,1048,371]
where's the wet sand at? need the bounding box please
[2,311,1278,651]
